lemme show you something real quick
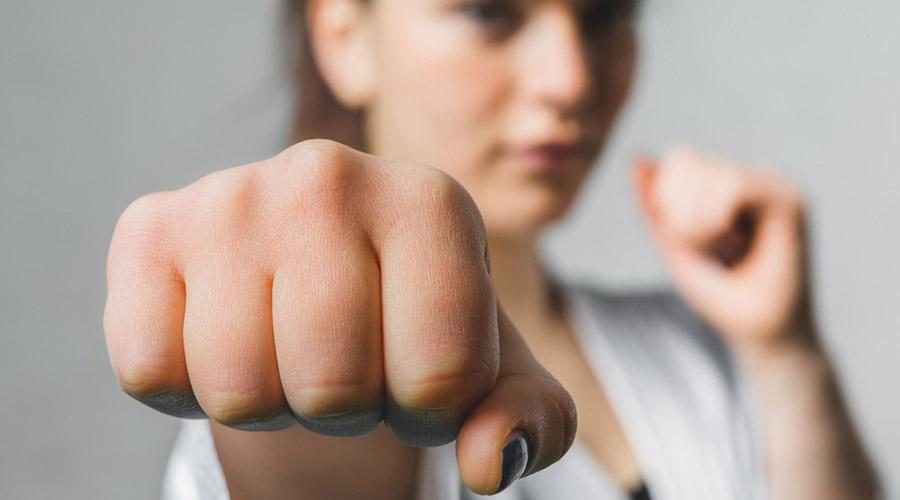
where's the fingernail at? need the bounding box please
[225,410,297,432]
[128,390,207,419]
[293,407,382,437]
[497,430,530,494]
[383,400,462,448]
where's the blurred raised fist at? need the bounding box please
[634,147,811,345]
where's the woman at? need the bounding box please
[103,0,881,498]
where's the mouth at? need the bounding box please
[505,140,597,175]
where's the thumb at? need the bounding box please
[455,301,577,495]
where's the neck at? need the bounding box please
[486,233,561,331]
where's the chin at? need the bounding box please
[486,188,579,238]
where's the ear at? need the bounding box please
[307,0,377,109]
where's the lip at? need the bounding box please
[506,140,595,175]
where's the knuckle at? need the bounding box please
[756,167,806,213]
[180,167,263,244]
[114,193,171,249]
[287,138,352,166]
[115,356,178,396]
[109,192,179,270]
[394,365,494,410]
[653,165,680,199]
[663,145,699,169]
[419,168,467,211]
[414,168,487,239]
[194,167,259,218]
[286,379,382,418]
[202,390,283,425]
[305,161,354,209]
[718,173,745,206]
[762,167,796,190]
[119,192,165,228]
[721,164,744,185]
[280,140,359,216]
[658,188,689,220]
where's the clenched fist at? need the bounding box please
[634,147,812,346]
[633,150,882,500]
[103,140,575,494]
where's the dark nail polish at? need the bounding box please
[225,410,297,432]
[293,407,382,437]
[497,430,529,494]
[383,400,462,448]
[128,390,207,419]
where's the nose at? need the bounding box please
[520,8,592,111]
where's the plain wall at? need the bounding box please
[1,1,897,498]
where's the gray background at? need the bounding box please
[1,1,897,498]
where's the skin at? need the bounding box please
[104,0,881,498]
[635,151,881,499]
[105,141,577,498]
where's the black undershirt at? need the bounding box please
[628,481,652,500]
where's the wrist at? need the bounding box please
[729,324,831,379]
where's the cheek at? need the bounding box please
[370,21,510,177]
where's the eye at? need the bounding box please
[581,0,641,35]
[458,0,522,37]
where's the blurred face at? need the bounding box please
[345,0,638,238]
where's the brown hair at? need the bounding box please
[284,0,367,151]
